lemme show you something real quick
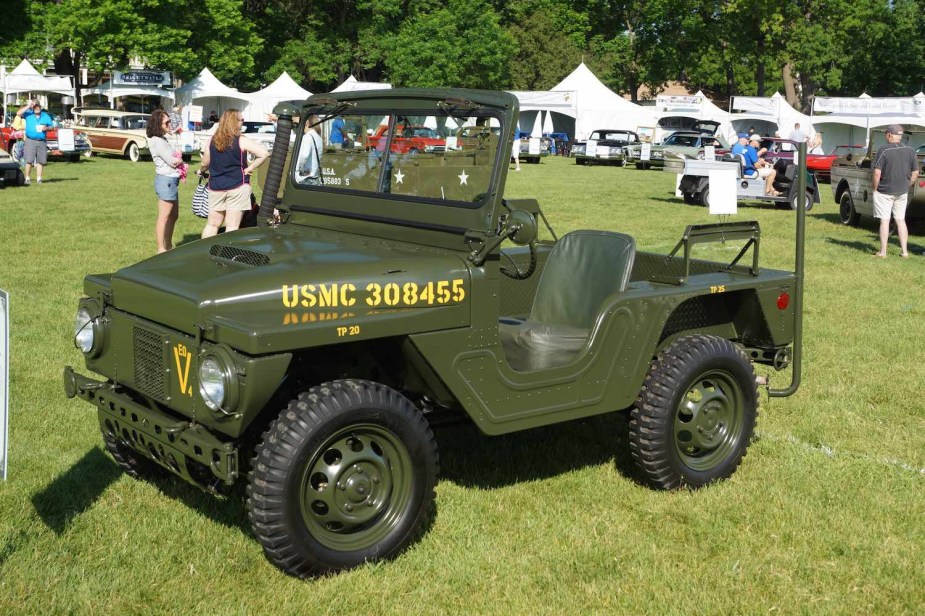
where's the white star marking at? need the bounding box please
[394,169,405,184]
[458,170,469,185]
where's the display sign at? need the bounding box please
[640,143,651,161]
[188,105,203,123]
[528,138,541,155]
[56,128,75,152]
[445,136,458,150]
[0,289,8,480]
[113,70,171,86]
[704,145,716,161]
[595,144,608,158]
[585,139,597,156]
[708,169,737,215]
[657,95,703,113]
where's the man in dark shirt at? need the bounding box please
[873,124,919,257]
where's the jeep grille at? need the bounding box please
[133,326,166,399]
[209,245,270,266]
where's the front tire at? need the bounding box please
[699,187,710,208]
[126,142,140,162]
[790,191,813,211]
[839,191,860,226]
[247,379,438,577]
[629,335,758,490]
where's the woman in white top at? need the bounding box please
[146,108,182,253]
[808,132,825,155]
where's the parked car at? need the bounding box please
[241,121,278,151]
[831,128,925,228]
[0,113,91,162]
[626,131,726,169]
[571,129,640,166]
[515,133,553,164]
[806,145,865,182]
[0,146,25,187]
[73,108,151,162]
[367,124,445,154]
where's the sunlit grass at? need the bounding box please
[0,154,923,614]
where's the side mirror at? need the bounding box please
[507,209,537,246]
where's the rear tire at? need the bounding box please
[126,142,140,162]
[790,191,813,211]
[247,379,438,577]
[699,187,710,208]
[839,192,860,226]
[629,335,758,489]
[83,148,93,158]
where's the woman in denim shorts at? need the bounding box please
[146,108,182,253]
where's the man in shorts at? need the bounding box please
[748,134,779,196]
[16,100,53,184]
[873,124,919,258]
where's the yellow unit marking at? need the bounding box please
[172,343,194,396]
[710,285,726,294]
[336,325,361,337]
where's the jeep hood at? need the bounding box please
[102,225,471,353]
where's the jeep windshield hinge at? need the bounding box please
[651,221,761,285]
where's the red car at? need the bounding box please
[366,124,445,154]
[806,145,865,181]
[0,113,92,162]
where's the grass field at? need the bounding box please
[0,154,923,614]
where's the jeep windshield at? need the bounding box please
[281,90,509,236]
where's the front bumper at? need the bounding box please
[64,366,239,488]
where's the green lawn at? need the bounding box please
[0,154,923,614]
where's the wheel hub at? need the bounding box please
[674,374,740,466]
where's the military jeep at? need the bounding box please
[65,89,805,578]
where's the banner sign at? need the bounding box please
[731,97,778,115]
[657,95,702,113]
[113,70,171,86]
[1,289,8,480]
[813,96,925,115]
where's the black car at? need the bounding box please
[571,129,640,166]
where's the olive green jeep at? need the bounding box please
[65,89,806,577]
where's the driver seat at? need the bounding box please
[499,230,636,371]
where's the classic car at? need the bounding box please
[806,145,865,182]
[0,112,91,162]
[570,129,640,166]
[73,109,151,162]
[366,124,445,154]
[831,128,925,228]
[515,132,552,164]
[625,131,726,169]
[241,121,278,151]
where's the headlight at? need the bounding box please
[199,357,226,411]
[74,308,94,353]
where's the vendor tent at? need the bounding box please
[509,90,578,139]
[174,68,250,124]
[331,75,391,92]
[1,59,75,123]
[549,63,657,140]
[82,83,174,111]
[655,91,734,145]
[730,92,813,141]
[244,72,311,120]
[811,95,925,149]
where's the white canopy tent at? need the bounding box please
[244,72,312,120]
[331,75,392,93]
[509,90,578,139]
[81,84,174,112]
[730,92,813,141]
[174,68,250,126]
[548,63,657,140]
[654,91,734,145]
[1,59,75,124]
[811,95,925,149]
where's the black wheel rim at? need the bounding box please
[299,423,413,551]
[839,195,852,222]
[673,369,744,471]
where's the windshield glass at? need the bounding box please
[664,134,698,147]
[293,111,498,204]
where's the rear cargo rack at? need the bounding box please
[651,221,760,285]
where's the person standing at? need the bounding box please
[872,124,919,258]
[146,109,183,253]
[511,135,521,171]
[295,115,324,185]
[168,105,183,134]
[329,115,348,149]
[16,100,53,184]
[199,109,269,238]
[785,123,807,151]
